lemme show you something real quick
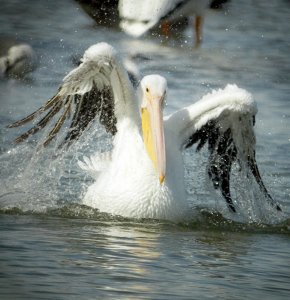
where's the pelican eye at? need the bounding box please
[146,87,149,93]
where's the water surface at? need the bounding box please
[1,0,290,299]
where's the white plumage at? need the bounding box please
[0,43,36,78]
[118,0,209,45]
[8,42,281,221]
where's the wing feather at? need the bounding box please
[7,93,61,128]
[8,42,136,148]
[13,101,63,143]
[43,102,72,147]
[166,84,281,212]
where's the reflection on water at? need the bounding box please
[1,213,290,299]
[1,0,290,299]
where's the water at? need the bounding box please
[1,0,290,299]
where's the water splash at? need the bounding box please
[0,120,111,212]
[184,147,287,225]
[0,122,288,226]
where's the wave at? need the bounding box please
[1,203,290,234]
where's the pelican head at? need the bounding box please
[140,75,167,184]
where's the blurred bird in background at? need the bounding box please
[0,37,36,79]
[118,0,209,47]
[76,0,229,47]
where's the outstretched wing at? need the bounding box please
[165,84,281,213]
[8,42,138,148]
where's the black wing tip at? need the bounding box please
[223,192,237,213]
[7,123,17,129]
[7,118,32,129]
[13,136,27,144]
[264,191,282,212]
[226,195,282,214]
[228,204,236,213]
[275,204,282,212]
[248,157,283,213]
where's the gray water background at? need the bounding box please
[0,0,290,299]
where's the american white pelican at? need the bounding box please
[118,0,209,46]
[0,43,36,79]
[8,42,281,221]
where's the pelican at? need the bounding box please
[118,0,209,46]
[8,42,281,221]
[0,43,36,79]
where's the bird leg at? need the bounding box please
[194,15,203,47]
[160,21,170,38]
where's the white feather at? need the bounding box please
[165,84,257,148]
[78,152,112,179]
[118,0,209,37]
